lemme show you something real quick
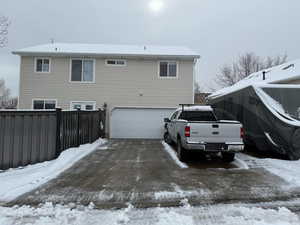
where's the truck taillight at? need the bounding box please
[240,127,245,139]
[185,126,190,137]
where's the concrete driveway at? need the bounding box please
[10,139,300,208]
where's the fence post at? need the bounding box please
[55,108,62,157]
[77,108,81,147]
[98,108,102,138]
[102,103,107,138]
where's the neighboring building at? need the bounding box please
[13,43,200,138]
[194,93,210,105]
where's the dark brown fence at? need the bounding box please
[57,109,106,155]
[0,108,106,170]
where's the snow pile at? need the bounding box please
[210,58,300,99]
[0,139,107,202]
[237,153,300,187]
[232,157,249,170]
[0,202,299,225]
[162,141,188,168]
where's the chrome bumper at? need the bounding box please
[183,141,244,152]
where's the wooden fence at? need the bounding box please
[0,108,106,170]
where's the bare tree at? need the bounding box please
[194,81,202,94]
[0,79,11,108]
[215,52,288,88]
[0,16,10,47]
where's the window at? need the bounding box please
[170,111,179,120]
[70,101,96,111]
[159,61,177,77]
[33,99,56,110]
[71,59,95,82]
[179,111,217,122]
[105,59,126,66]
[35,58,50,73]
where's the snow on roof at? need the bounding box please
[12,43,200,59]
[209,59,300,99]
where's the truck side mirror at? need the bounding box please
[164,118,171,123]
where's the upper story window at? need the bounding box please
[33,99,56,110]
[159,61,178,78]
[71,59,95,82]
[105,59,126,66]
[35,58,51,73]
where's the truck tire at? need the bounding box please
[177,139,187,162]
[164,132,172,145]
[222,152,235,162]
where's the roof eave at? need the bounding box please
[12,51,200,59]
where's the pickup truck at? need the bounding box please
[163,105,244,162]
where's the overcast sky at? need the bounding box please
[1,0,300,96]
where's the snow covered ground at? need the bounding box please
[0,201,299,225]
[0,139,107,203]
[237,153,300,187]
[2,139,300,224]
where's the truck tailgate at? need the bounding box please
[188,122,242,143]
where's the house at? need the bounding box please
[13,43,200,138]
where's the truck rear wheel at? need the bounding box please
[177,139,187,162]
[222,152,235,162]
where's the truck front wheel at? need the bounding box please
[164,132,172,144]
[177,139,187,162]
[222,152,235,162]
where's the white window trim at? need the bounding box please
[70,101,96,111]
[157,61,179,79]
[105,59,127,67]
[34,57,51,73]
[32,98,57,110]
[69,58,96,83]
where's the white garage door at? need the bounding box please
[110,107,176,139]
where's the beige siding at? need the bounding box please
[19,56,194,110]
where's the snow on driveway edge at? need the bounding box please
[232,157,249,170]
[162,141,188,169]
[0,138,107,202]
[0,201,299,225]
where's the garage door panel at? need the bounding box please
[111,108,175,139]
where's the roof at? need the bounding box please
[12,43,200,59]
[209,58,300,99]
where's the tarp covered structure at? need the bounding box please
[209,59,300,160]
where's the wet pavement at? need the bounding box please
[9,139,300,209]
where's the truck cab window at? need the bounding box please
[179,111,217,122]
[170,111,179,120]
